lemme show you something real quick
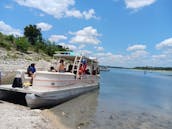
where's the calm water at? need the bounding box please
[50,69,172,129]
[99,69,172,112]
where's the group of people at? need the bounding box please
[26,59,92,84]
[26,60,66,85]
[27,59,68,78]
[50,59,90,75]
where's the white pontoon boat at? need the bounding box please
[0,52,99,108]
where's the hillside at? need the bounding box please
[0,47,53,71]
[0,31,68,72]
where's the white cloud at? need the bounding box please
[4,5,13,9]
[127,44,146,51]
[95,52,125,66]
[156,38,172,50]
[151,54,172,67]
[95,46,104,51]
[65,9,83,18]
[152,54,166,59]
[95,52,116,58]
[65,9,97,20]
[125,0,156,10]
[126,44,149,66]
[90,41,172,67]
[79,50,92,55]
[130,50,148,58]
[78,44,86,49]
[164,49,172,55]
[83,9,96,20]
[14,0,97,19]
[49,35,67,43]
[0,21,22,36]
[70,26,101,45]
[36,22,52,31]
[93,48,172,67]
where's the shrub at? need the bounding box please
[15,37,30,52]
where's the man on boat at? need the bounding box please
[56,59,65,72]
[27,63,36,84]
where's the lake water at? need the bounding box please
[99,69,172,112]
[49,69,172,129]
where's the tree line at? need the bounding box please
[134,66,172,71]
[0,24,69,56]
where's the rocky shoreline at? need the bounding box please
[0,48,53,72]
[0,101,58,129]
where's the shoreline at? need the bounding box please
[0,100,58,129]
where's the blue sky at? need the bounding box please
[0,0,172,67]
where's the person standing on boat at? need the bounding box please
[79,64,84,75]
[81,59,87,74]
[56,59,65,72]
[27,63,36,84]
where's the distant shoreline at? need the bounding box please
[102,66,172,72]
[133,67,172,71]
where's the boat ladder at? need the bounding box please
[72,56,82,79]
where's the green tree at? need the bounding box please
[24,25,42,45]
[5,35,15,44]
[15,37,30,52]
[34,41,45,53]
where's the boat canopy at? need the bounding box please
[53,51,98,64]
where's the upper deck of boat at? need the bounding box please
[53,53,98,64]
